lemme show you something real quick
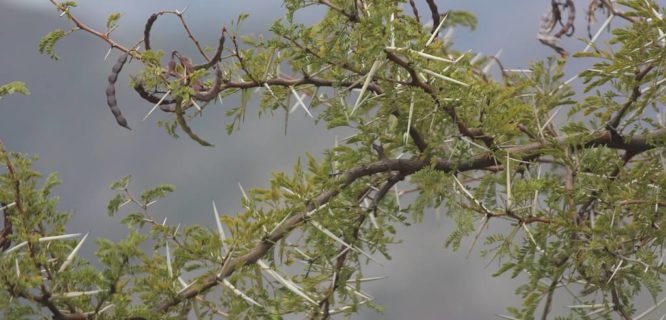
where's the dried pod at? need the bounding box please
[144,13,159,51]
[175,99,213,147]
[106,52,131,130]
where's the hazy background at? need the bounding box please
[2,1,658,319]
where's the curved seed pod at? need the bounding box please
[194,27,226,71]
[133,84,175,112]
[173,51,195,73]
[193,67,223,102]
[106,52,131,130]
[167,58,178,77]
[175,99,213,147]
[173,51,204,90]
[144,13,159,51]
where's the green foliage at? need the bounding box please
[110,175,131,190]
[38,29,67,60]
[0,81,29,98]
[6,0,666,319]
[106,12,122,30]
[140,184,175,204]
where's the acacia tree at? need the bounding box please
[1,0,666,319]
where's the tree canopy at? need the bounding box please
[1,0,666,319]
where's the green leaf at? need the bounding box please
[107,193,126,216]
[110,175,131,190]
[41,172,60,197]
[140,184,175,203]
[38,29,67,60]
[0,81,30,97]
[121,212,146,227]
[106,12,122,30]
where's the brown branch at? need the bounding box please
[194,27,226,71]
[318,0,359,22]
[576,150,634,223]
[230,34,258,83]
[49,0,137,57]
[385,50,494,147]
[424,0,441,36]
[408,0,421,24]
[610,283,633,320]
[319,173,404,318]
[606,64,655,131]
[0,139,26,218]
[150,127,666,314]
[175,13,209,61]
[600,0,639,23]
[0,202,12,251]
[540,275,559,320]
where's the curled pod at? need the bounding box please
[133,84,175,111]
[194,67,223,102]
[175,99,213,147]
[144,13,159,51]
[106,52,131,130]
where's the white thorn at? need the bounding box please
[58,233,89,272]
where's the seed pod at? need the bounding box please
[175,99,213,147]
[106,52,131,130]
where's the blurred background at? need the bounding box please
[2,1,648,319]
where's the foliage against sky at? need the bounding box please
[1,1,666,319]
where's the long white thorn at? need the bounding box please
[222,279,264,307]
[238,182,249,200]
[166,242,173,278]
[607,260,623,284]
[289,86,313,118]
[310,219,381,265]
[540,106,562,132]
[412,50,455,63]
[635,297,666,319]
[39,233,82,242]
[506,152,511,208]
[422,69,469,87]
[52,289,106,299]
[351,59,383,115]
[3,241,27,255]
[257,259,317,305]
[482,49,503,75]
[584,15,614,52]
[404,92,415,144]
[212,201,229,254]
[58,233,89,272]
[0,202,15,211]
[425,13,448,47]
[346,276,387,283]
[143,90,171,121]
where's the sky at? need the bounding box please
[2,1,661,319]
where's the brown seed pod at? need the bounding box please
[175,99,213,147]
[106,52,131,130]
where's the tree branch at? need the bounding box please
[150,127,666,314]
